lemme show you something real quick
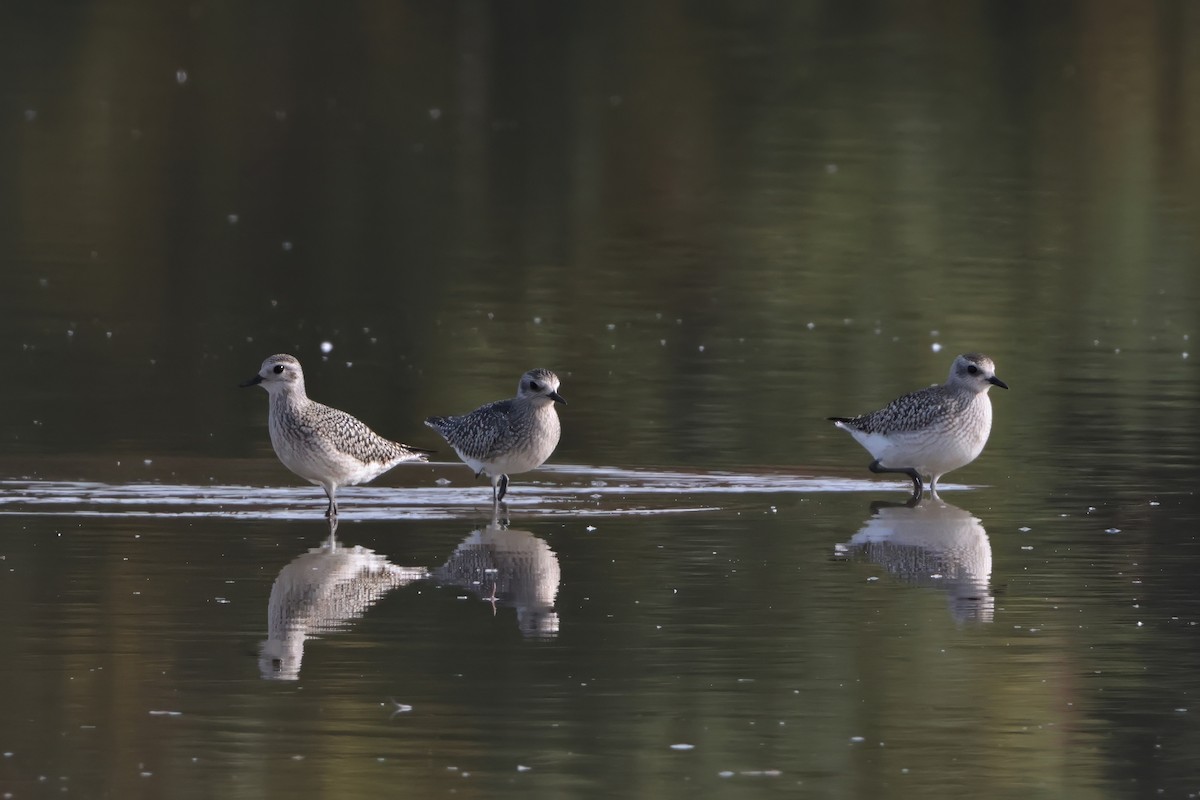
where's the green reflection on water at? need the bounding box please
[2,1,1200,798]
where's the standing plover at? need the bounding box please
[829,353,1007,497]
[241,354,430,517]
[425,369,565,504]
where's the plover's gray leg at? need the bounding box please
[929,476,943,501]
[496,474,510,502]
[869,460,923,495]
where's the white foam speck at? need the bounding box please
[175,69,188,84]
[931,342,942,353]
[320,341,333,354]
[669,743,694,751]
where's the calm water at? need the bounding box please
[3,1,1200,798]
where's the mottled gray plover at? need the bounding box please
[241,354,431,517]
[425,369,565,504]
[829,353,1007,497]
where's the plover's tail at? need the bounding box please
[395,442,436,461]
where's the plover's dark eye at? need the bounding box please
[967,364,979,375]
[529,381,541,391]
[273,364,285,374]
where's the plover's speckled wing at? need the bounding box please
[426,399,515,462]
[833,385,963,435]
[306,401,430,464]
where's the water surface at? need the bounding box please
[3,2,1200,798]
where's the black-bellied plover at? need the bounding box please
[425,368,565,505]
[241,353,431,517]
[829,353,1008,498]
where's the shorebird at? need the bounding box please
[425,368,565,505]
[829,353,1007,497]
[241,353,430,517]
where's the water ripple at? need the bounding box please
[0,463,967,520]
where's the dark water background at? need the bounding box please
[2,2,1200,798]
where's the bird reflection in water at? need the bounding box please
[259,518,429,680]
[259,515,562,679]
[835,497,994,624]
[433,515,561,638]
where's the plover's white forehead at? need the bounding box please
[261,353,301,371]
[520,368,560,392]
[958,353,996,372]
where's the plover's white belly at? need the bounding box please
[463,440,556,478]
[848,396,991,480]
[490,444,555,475]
